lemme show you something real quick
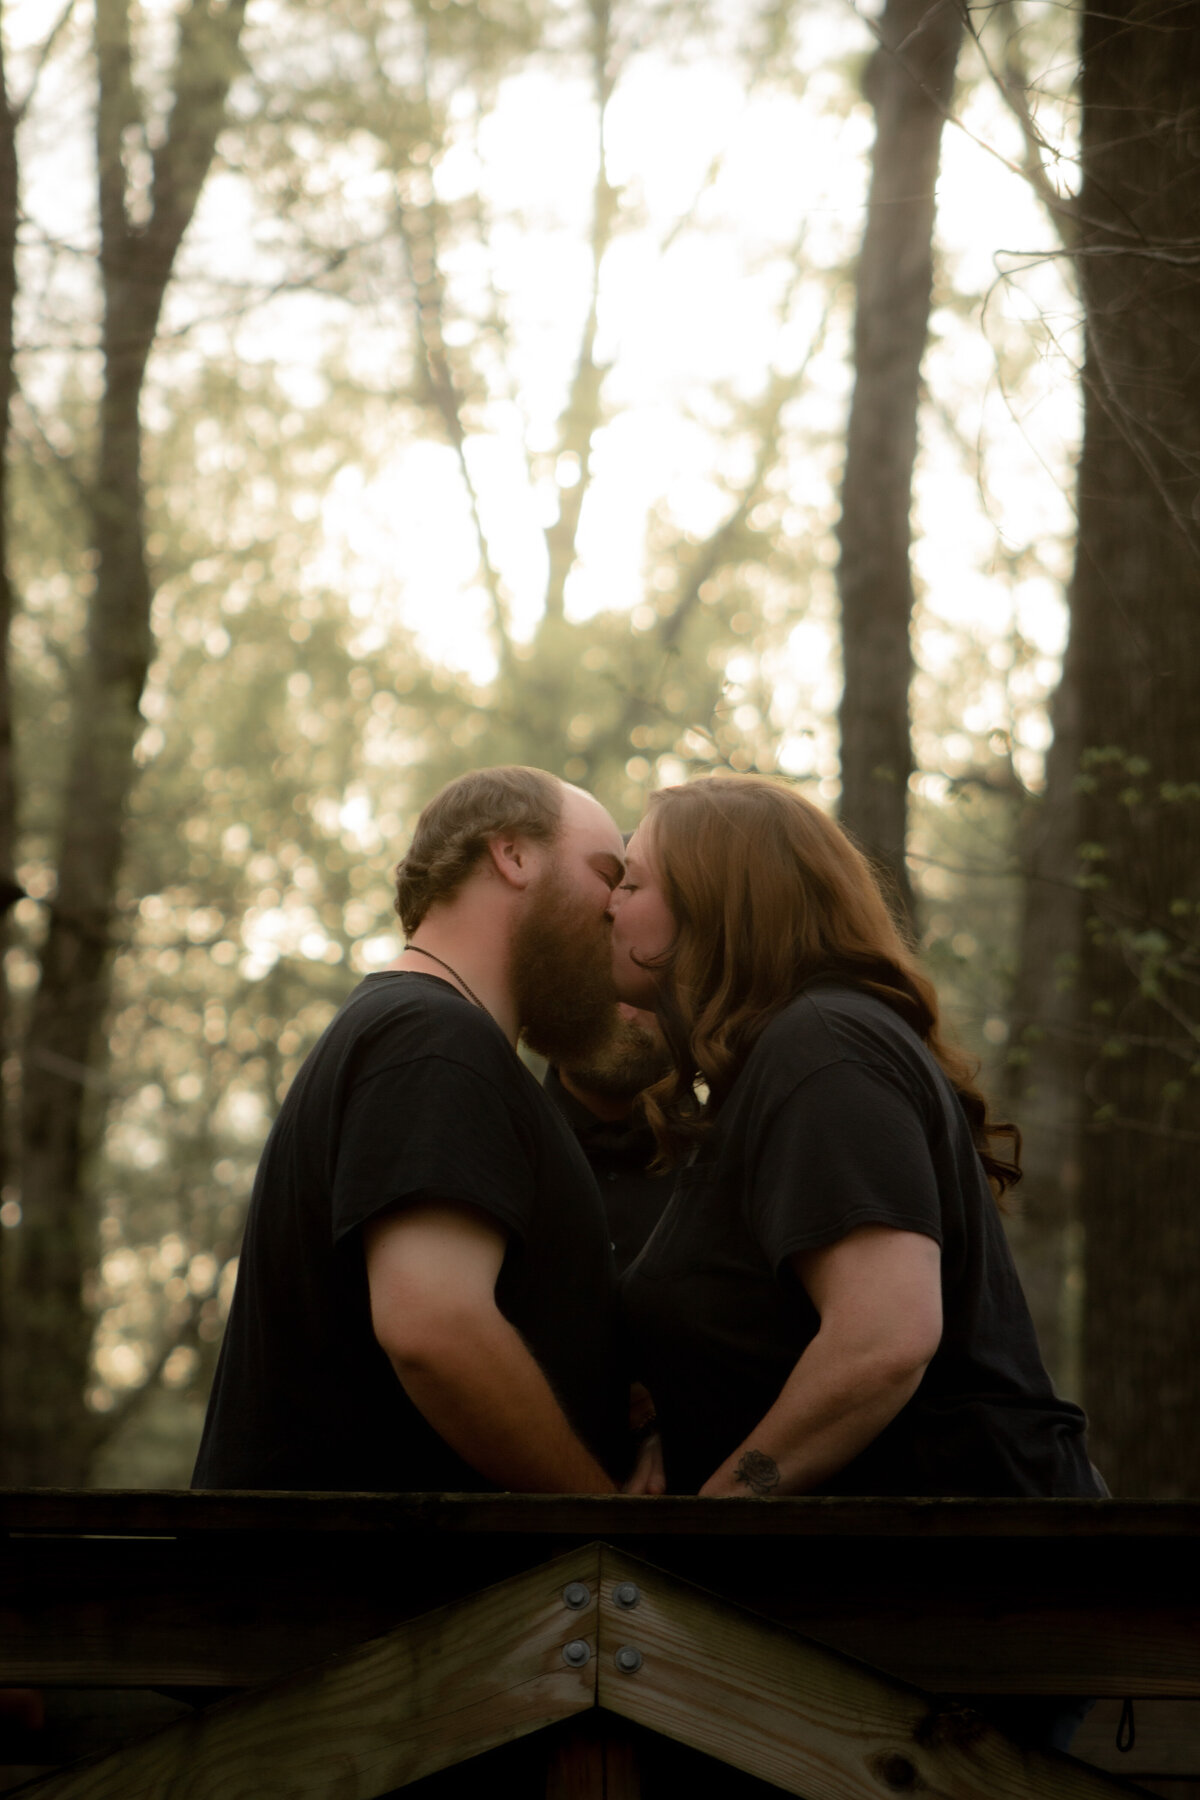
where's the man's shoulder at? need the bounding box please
[309,972,530,1102]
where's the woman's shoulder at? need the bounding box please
[746,984,940,1108]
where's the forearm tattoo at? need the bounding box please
[733,1449,780,1496]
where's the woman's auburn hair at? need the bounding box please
[637,774,1021,1195]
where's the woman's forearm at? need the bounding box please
[698,1329,929,1497]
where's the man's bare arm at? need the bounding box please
[364,1201,616,1494]
[699,1225,942,1497]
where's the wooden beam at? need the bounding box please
[595,1548,1160,1800]
[5,1491,1200,1540]
[543,1716,642,1799]
[4,1523,1198,1696]
[12,1546,601,1800]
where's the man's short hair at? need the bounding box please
[394,766,564,934]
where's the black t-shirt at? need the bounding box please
[543,1069,671,1274]
[622,983,1101,1497]
[193,972,628,1491]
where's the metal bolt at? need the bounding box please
[562,1581,591,1610]
[562,1639,591,1668]
[614,1645,643,1674]
[613,1581,640,1609]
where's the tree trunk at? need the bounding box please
[1071,2,1200,1496]
[5,0,248,1485]
[1002,669,1083,1396]
[0,17,21,1403]
[836,0,964,927]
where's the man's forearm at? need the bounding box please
[386,1305,616,1493]
[698,1330,927,1498]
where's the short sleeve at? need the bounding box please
[331,1054,537,1245]
[746,1059,944,1271]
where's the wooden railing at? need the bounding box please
[1,1493,1196,1796]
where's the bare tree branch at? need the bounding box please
[542,0,618,624]
[11,0,78,124]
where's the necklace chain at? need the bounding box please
[404,945,491,1017]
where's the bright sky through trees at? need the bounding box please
[14,0,1079,795]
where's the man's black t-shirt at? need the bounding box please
[622,983,1101,1497]
[543,1068,670,1273]
[193,972,628,1491]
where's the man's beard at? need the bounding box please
[511,867,618,1065]
[558,1011,672,1103]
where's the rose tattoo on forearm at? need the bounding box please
[733,1449,781,1496]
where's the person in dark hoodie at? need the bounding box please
[545,1001,672,1274]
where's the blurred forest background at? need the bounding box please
[0,0,1195,1496]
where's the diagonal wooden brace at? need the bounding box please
[12,1541,1163,1799]
[595,1547,1161,1800]
[15,1545,602,1799]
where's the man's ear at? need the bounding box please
[486,833,540,891]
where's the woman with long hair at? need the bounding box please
[610,774,1101,1499]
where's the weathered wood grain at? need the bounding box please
[595,1549,1160,1800]
[11,1546,601,1800]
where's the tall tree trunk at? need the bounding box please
[836,0,964,926]
[0,14,21,1419]
[6,0,247,1486]
[1002,671,1083,1395]
[1072,2,1200,1496]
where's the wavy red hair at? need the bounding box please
[635,775,1020,1194]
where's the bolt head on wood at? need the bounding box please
[613,1581,640,1609]
[615,1645,643,1674]
[562,1581,591,1610]
[562,1638,591,1667]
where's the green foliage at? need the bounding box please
[0,0,1107,1482]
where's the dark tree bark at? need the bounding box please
[1002,674,1083,1395]
[0,15,21,1315]
[1070,2,1200,1496]
[3,0,248,1485]
[836,0,964,926]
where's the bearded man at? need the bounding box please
[193,767,629,1493]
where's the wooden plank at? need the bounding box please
[594,1548,1160,1800]
[776,1602,1200,1697]
[12,1545,601,1800]
[3,1536,1198,1697]
[543,1715,642,1799]
[3,1527,1197,1696]
[6,1491,1200,1541]
[0,1535,546,1687]
[0,1690,193,1770]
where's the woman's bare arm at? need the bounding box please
[699,1224,942,1497]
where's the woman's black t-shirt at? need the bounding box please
[621,983,1101,1497]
